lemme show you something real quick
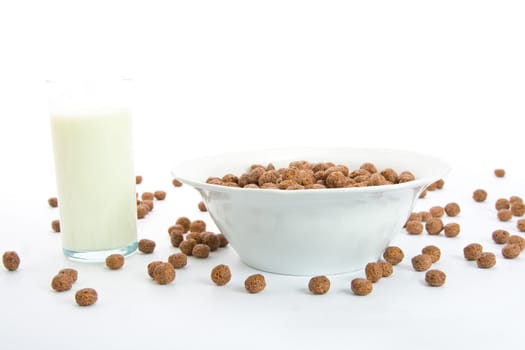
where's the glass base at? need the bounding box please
[63,241,138,263]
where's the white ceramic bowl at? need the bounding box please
[172,148,450,276]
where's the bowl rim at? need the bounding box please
[171,147,451,195]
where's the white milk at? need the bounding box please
[50,109,137,256]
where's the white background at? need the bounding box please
[1,1,524,349]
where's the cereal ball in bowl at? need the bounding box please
[172,147,449,276]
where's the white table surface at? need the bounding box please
[1,1,525,349]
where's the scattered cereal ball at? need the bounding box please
[179,239,197,256]
[407,212,422,222]
[189,220,206,233]
[495,198,510,211]
[512,203,525,217]
[444,202,461,217]
[444,223,461,238]
[383,246,404,265]
[464,243,483,261]
[210,264,232,286]
[169,232,184,248]
[406,221,423,235]
[477,252,496,269]
[502,244,521,259]
[308,275,331,295]
[435,179,445,189]
[138,239,156,254]
[58,268,78,283]
[201,232,220,251]
[398,171,415,183]
[351,278,373,296]
[425,269,446,287]
[153,262,176,285]
[325,171,347,188]
[497,209,513,222]
[411,254,433,272]
[508,235,525,251]
[429,206,445,218]
[198,201,207,212]
[426,181,439,191]
[141,192,154,201]
[48,197,58,208]
[137,204,149,219]
[154,191,166,200]
[418,190,427,199]
[168,224,185,236]
[377,261,392,277]
[175,217,191,233]
[185,232,202,243]
[365,262,382,283]
[147,261,163,278]
[105,254,125,270]
[510,196,523,206]
[425,218,444,235]
[245,274,266,293]
[422,245,441,263]
[192,244,210,258]
[494,169,505,178]
[51,274,73,292]
[2,251,20,271]
[172,178,183,187]
[75,288,98,306]
[492,229,510,244]
[419,211,432,222]
[473,189,488,202]
[51,219,60,233]
[168,253,188,269]
[142,200,154,211]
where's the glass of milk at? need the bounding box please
[48,78,138,262]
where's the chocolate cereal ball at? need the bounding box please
[198,201,207,212]
[444,202,461,217]
[48,197,58,208]
[169,232,184,248]
[411,254,433,272]
[477,252,496,269]
[425,218,444,235]
[2,251,20,271]
[325,171,347,188]
[179,239,197,256]
[168,224,185,235]
[201,232,220,251]
[138,239,156,254]
[153,262,176,285]
[502,244,521,259]
[154,191,166,200]
[351,278,373,296]
[365,262,383,283]
[494,169,506,177]
[473,189,488,202]
[508,235,525,251]
[379,261,393,277]
[147,261,163,278]
[51,274,73,292]
[105,254,125,270]
[464,243,483,261]
[135,175,143,184]
[308,275,331,295]
[422,245,441,263]
[217,233,229,248]
[75,288,98,306]
[510,196,524,206]
[425,269,446,287]
[172,178,183,187]
[492,229,510,244]
[444,223,461,238]
[189,220,206,233]
[429,206,445,218]
[168,253,188,269]
[51,219,60,233]
[58,268,78,283]
[495,198,510,211]
[211,264,232,286]
[383,246,404,265]
[497,209,513,222]
[175,217,191,233]
[406,221,423,235]
[517,219,525,232]
[245,274,266,293]
[192,244,210,258]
